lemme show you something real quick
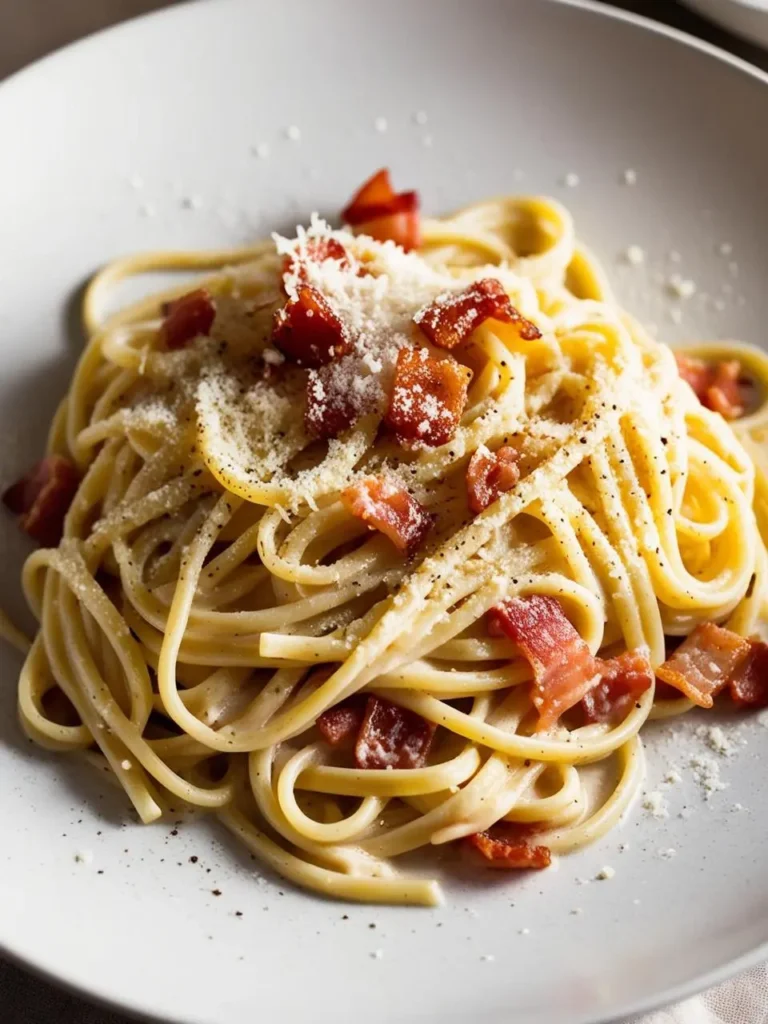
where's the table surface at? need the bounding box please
[0,2,766,1022]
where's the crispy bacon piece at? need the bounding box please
[414,278,541,351]
[162,288,216,350]
[488,595,598,731]
[385,347,471,448]
[582,648,653,723]
[283,238,351,283]
[707,361,748,419]
[342,169,421,251]
[2,455,79,547]
[351,192,421,252]
[342,169,396,218]
[341,476,432,554]
[727,640,768,709]
[466,826,551,870]
[272,285,351,368]
[316,696,367,747]
[656,622,751,708]
[304,368,357,440]
[354,695,435,769]
[675,353,747,420]
[466,445,520,514]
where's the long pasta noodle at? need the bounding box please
[4,190,767,906]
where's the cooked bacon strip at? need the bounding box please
[675,353,747,420]
[415,278,541,351]
[283,238,351,283]
[727,640,768,709]
[341,476,432,554]
[488,595,598,731]
[354,695,435,769]
[342,169,421,251]
[304,368,357,440]
[656,622,751,708]
[351,192,421,252]
[385,347,471,447]
[2,455,80,547]
[466,444,520,513]
[707,361,748,419]
[582,648,653,723]
[272,285,351,368]
[316,696,367,747]
[466,826,551,870]
[162,288,216,350]
[342,169,396,219]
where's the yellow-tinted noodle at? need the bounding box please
[5,195,768,905]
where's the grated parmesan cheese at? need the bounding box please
[192,215,544,510]
[668,274,696,300]
[596,866,615,880]
[642,791,669,818]
[689,754,728,799]
[696,724,736,757]
[262,347,285,366]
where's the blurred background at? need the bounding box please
[0,2,765,1023]
[0,0,767,81]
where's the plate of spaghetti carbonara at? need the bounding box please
[1,2,768,1023]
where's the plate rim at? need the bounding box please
[1,0,768,1021]
[679,0,768,49]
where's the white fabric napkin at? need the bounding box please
[629,963,768,1024]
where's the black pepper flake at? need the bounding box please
[212,889,222,896]
[190,855,198,864]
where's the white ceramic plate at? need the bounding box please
[1,2,768,1022]
[681,0,768,50]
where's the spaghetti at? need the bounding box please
[4,173,768,906]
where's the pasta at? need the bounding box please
[4,172,768,907]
